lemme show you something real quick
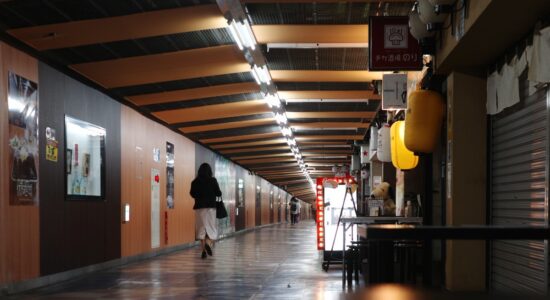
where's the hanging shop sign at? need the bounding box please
[382,73,408,110]
[369,16,423,71]
[8,72,39,205]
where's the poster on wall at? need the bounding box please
[151,168,160,249]
[7,72,39,205]
[237,178,244,208]
[45,127,58,162]
[166,142,175,209]
[65,116,106,199]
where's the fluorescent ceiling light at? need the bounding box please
[227,22,243,50]
[252,65,271,85]
[275,113,287,125]
[299,145,350,148]
[267,43,368,50]
[229,19,257,51]
[281,126,292,137]
[305,155,348,158]
[264,93,281,108]
[292,127,358,131]
[284,99,370,103]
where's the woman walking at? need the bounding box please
[190,163,222,259]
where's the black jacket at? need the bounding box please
[190,176,222,209]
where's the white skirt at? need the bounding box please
[195,208,217,240]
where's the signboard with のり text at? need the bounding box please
[369,16,423,71]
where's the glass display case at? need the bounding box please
[65,116,106,200]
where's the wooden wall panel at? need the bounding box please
[274,188,279,223]
[261,179,270,225]
[244,172,256,229]
[166,130,196,246]
[0,42,40,284]
[121,106,196,257]
[120,107,151,257]
[38,62,121,275]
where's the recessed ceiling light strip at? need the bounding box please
[217,0,315,195]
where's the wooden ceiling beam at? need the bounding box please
[299,141,349,145]
[154,100,270,124]
[237,157,297,165]
[128,82,260,106]
[271,70,385,82]
[257,171,302,176]
[301,149,353,154]
[263,174,305,179]
[296,135,364,141]
[8,5,226,50]
[272,179,308,185]
[259,173,303,178]
[293,191,316,197]
[287,111,376,119]
[219,145,290,154]
[292,190,315,195]
[231,152,293,160]
[291,122,370,129]
[248,163,298,170]
[307,162,346,167]
[211,138,287,149]
[286,183,312,188]
[252,24,368,44]
[181,117,275,134]
[279,90,380,100]
[201,132,281,144]
[71,45,248,88]
[288,190,313,195]
[304,154,351,159]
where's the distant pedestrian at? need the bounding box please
[290,197,301,225]
[190,163,222,259]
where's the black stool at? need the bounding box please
[393,240,423,284]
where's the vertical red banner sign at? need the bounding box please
[316,178,324,250]
[368,16,423,71]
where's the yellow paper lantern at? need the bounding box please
[391,121,419,170]
[404,89,445,153]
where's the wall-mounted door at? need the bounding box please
[255,180,261,226]
[269,190,274,223]
[277,194,282,223]
[235,177,245,231]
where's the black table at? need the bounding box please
[363,224,550,240]
[360,225,550,289]
[339,217,423,288]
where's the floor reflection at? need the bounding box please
[13,221,349,299]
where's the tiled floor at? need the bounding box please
[14,221,350,299]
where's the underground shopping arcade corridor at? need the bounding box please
[12,222,344,300]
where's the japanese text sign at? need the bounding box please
[369,16,422,71]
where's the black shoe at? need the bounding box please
[201,250,207,259]
[205,244,213,256]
